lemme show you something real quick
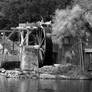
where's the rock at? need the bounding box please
[56,75,70,79]
[0,68,6,73]
[40,74,56,79]
[39,65,58,74]
[4,70,22,78]
[21,47,38,71]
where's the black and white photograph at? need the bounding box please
[0,0,92,92]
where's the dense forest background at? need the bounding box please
[0,0,91,29]
[0,0,72,29]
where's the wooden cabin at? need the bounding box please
[84,30,92,71]
[53,35,80,64]
[52,28,92,71]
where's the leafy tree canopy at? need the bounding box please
[73,0,92,11]
[0,0,72,29]
[52,5,92,46]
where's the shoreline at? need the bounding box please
[0,64,92,80]
[0,71,92,80]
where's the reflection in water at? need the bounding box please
[0,76,92,92]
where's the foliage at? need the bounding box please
[73,0,92,11]
[52,5,92,46]
[0,0,73,29]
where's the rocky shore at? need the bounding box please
[0,64,92,80]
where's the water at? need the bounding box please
[0,76,92,92]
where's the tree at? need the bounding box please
[52,5,92,45]
[73,0,92,11]
[52,5,92,70]
[0,0,73,29]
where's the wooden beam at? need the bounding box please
[84,48,92,53]
[11,27,37,31]
[7,29,17,39]
[0,30,11,32]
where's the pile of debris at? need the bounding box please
[39,65,58,74]
[39,64,92,79]
[0,63,91,80]
[39,64,76,74]
[0,69,39,79]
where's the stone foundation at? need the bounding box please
[21,46,38,71]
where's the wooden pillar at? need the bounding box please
[57,47,62,64]
[26,29,29,46]
[13,42,14,51]
[2,32,5,63]
[2,32,5,54]
[20,31,24,46]
[80,39,84,71]
[89,53,91,64]
[89,53,91,70]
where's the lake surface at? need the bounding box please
[0,76,92,92]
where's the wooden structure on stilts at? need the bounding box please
[0,22,46,71]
